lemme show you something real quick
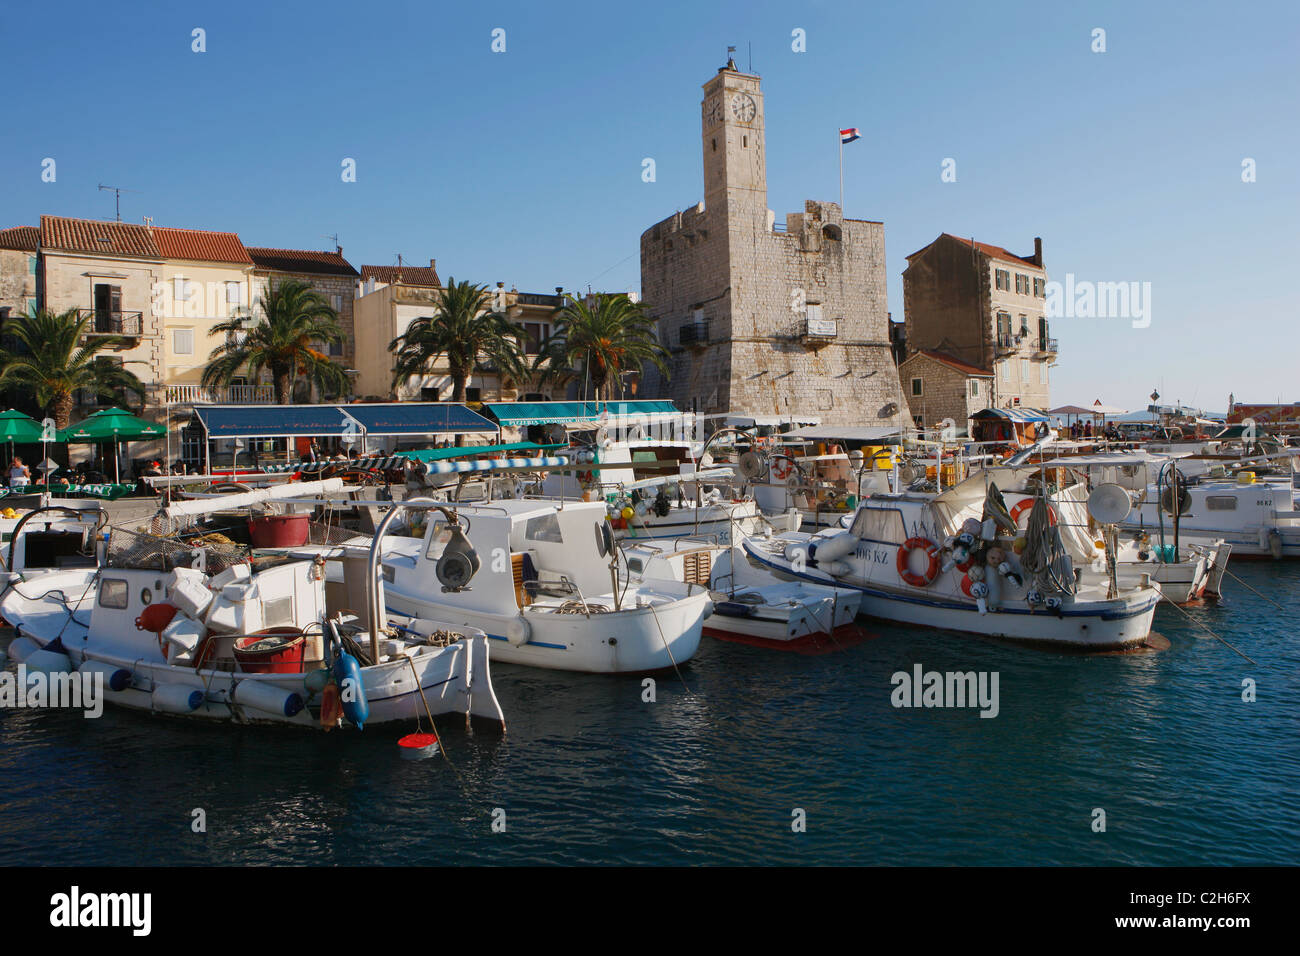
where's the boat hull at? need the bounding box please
[744,543,1159,651]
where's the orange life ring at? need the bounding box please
[1010,498,1058,528]
[897,537,940,587]
[772,457,794,481]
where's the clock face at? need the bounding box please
[731,93,757,123]
[704,98,722,126]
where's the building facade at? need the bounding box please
[898,349,995,433]
[903,233,1056,412]
[151,226,261,406]
[639,58,909,427]
[353,264,566,402]
[247,246,361,377]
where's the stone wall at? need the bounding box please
[0,248,37,314]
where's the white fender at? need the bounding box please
[6,635,40,663]
[819,559,853,577]
[24,648,73,676]
[504,617,530,647]
[232,679,305,718]
[78,660,133,693]
[153,683,203,714]
[811,531,857,563]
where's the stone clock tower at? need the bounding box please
[639,58,910,428]
[701,58,767,222]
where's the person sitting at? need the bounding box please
[8,456,30,489]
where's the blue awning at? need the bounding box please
[345,403,495,436]
[482,400,680,428]
[192,403,495,439]
[971,407,1051,423]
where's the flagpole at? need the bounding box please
[838,131,844,211]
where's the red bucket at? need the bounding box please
[248,514,310,548]
[232,628,306,673]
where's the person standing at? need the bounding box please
[8,456,31,488]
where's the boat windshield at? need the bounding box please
[849,505,906,545]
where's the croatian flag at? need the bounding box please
[840,127,860,144]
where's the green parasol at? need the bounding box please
[58,407,166,483]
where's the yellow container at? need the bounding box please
[1236,471,1256,485]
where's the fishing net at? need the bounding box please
[105,526,249,575]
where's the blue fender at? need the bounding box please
[333,651,370,730]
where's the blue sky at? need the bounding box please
[3,0,1296,412]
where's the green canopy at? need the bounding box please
[0,409,48,444]
[400,441,563,462]
[58,407,166,484]
[58,407,166,443]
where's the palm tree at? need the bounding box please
[389,278,528,401]
[0,307,147,427]
[203,278,349,404]
[535,293,669,400]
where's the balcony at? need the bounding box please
[801,316,837,347]
[1035,337,1059,356]
[995,332,1017,354]
[680,320,710,349]
[76,308,143,342]
[165,384,273,405]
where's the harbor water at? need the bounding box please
[1,562,1296,866]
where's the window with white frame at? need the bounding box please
[172,328,194,355]
[1039,363,1047,385]
[331,294,343,311]
[1020,359,1029,380]
[225,281,242,305]
[969,380,979,397]
[174,277,191,302]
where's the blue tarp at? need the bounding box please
[192,403,496,439]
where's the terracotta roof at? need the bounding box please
[0,226,39,251]
[943,234,1039,268]
[360,264,441,288]
[247,247,359,277]
[41,215,160,258]
[152,226,252,264]
[904,348,993,377]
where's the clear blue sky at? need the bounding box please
[3,0,1296,413]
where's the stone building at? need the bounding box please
[903,233,1056,412]
[353,262,567,402]
[898,349,994,433]
[0,226,39,320]
[639,58,909,429]
[247,246,360,375]
[38,216,166,420]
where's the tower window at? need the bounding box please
[822,224,842,241]
[742,135,748,147]
[712,138,717,152]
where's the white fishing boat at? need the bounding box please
[542,438,798,541]
[963,451,1234,602]
[741,466,1161,651]
[0,502,107,576]
[0,495,505,731]
[620,536,866,652]
[1124,469,1300,559]
[374,497,711,674]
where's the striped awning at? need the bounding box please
[262,454,570,476]
[971,407,1051,423]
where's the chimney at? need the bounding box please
[1033,236,1043,267]
[429,258,436,270]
